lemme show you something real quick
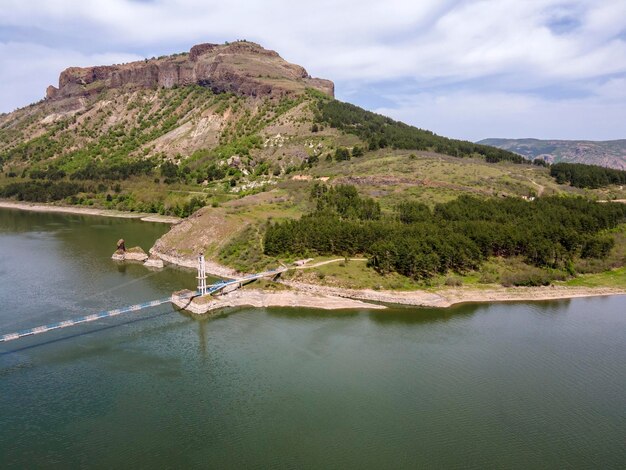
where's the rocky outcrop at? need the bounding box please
[148,248,239,278]
[45,41,334,101]
[112,246,149,262]
[45,85,58,100]
[189,43,218,61]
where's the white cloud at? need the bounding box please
[3,0,624,81]
[376,88,626,141]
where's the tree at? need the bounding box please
[352,146,364,157]
[334,147,350,161]
[160,161,179,178]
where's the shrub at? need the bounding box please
[444,276,463,287]
[501,267,552,287]
[334,147,351,161]
[479,271,499,284]
[352,146,364,157]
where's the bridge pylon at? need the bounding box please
[197,253,208,296]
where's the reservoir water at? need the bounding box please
[1,208,625,469]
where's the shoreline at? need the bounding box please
[172,289,386,313]
[172,282,625,314]
[162,251,626,311]
[151,250,239,278]
[280,280,626,309]
[9,199,619,311]
[151,252,626,311]
[0,200,181,224]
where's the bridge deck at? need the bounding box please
[0,266,287,343]
[0,295,189,343]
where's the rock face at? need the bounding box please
[46,41,334,101]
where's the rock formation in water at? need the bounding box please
[112,244,148,262]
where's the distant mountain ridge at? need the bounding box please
[478,138,626,170]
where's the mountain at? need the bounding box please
[0,41,620,220]
[45,41,334,102]
[0,40,525,211]
[0,41,336,193]
[2,41,625,287]
[478,138,626,170]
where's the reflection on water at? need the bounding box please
[1,208,626,469]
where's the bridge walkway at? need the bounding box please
[0,266,287,343]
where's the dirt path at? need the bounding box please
[529,179,545,196]
[294,258,367,269]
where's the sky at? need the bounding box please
[1,0,625,142]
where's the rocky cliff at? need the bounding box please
[45,41,334,101]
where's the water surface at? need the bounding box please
[1,208,625,469]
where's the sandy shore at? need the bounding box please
[281,280,626,308]
[172,289,385,313]
[0,200,181,224]
[170,277,625,314]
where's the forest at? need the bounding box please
[315,98,527,163]
[550,162,626,189]
[264,184,626,282]
[0,181,86,203]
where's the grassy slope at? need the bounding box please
[310,151,571,206]
[153,149,626,291]
[562,267,626,288]
[2,86,626,290]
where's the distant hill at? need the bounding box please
[478,138,626,170]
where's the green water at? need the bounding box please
[1,208,625,469]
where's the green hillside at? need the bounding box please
[2,43,626,289]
